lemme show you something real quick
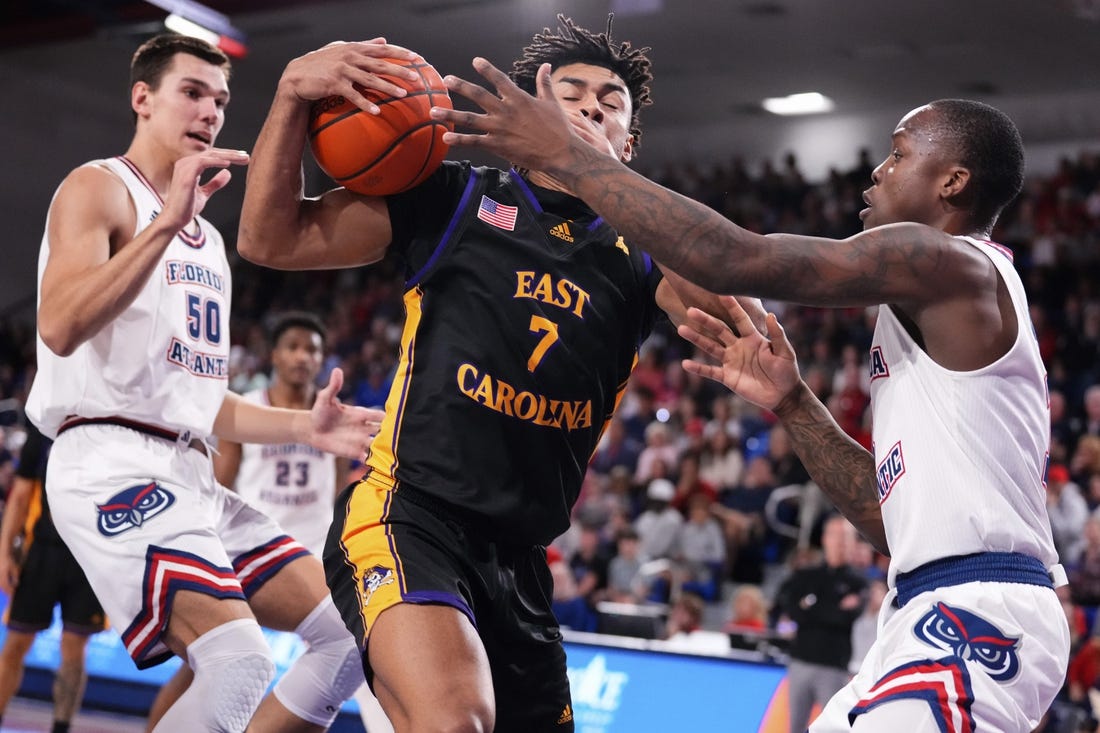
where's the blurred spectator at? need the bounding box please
[1049,463,1090,564]
[634,478,683,563]
[773,515,866,733]
[1071,386,1100,453]
[848,578,887,674]
[715,455,777,584]
[567,521,612,609]
[619,385,659,445]
[1067,626,1100,721]
[766,425,810,488]
[546,545,596,633]
[847,536,888,584]
[660,592,730,655]
[634,421,680,486]
[1073,435,1100,487]
[606,527,645,604]
[723,584,769,633]
[1069,516,1100,612]
[662,592,703,638]
[698,426,744,492]
[590,416,643,478]
[1053,388,1075,465]
[670,451,718,511]
[353,360,393,409]
[672,492,726,601]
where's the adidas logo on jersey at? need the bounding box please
[549,222,574,243]
[557,704,573,724]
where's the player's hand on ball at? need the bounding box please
[281,39,420,114]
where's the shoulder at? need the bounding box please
[52,160,133,224]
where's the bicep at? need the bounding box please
[756,224,974,308]
[248,188,393,270]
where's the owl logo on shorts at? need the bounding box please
[361,565,395,606]
[95,481,176,537]
[914,601,1021,681]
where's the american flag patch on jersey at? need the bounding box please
[477,195,518,231]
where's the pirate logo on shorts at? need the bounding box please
[914,601,1021,681]
[361,565,395,606]
[95,481,176,537]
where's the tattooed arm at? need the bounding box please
[435,59,991,309]
[770,382,885,554]
[677,296,888,554]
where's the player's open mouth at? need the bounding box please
[187,132,211,144]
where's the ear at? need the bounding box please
[941,166,971,200]
[131,81,151,120]
[620,134,635,164]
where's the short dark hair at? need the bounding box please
[511,14,653,150]
[926,99,1025,234]
[270,311,326,347]
[130,34,230,122]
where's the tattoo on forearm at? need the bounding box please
[558,144,949,306]
[777,386,887,553]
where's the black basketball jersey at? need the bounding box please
[15,421,62,545]
[370,161,662,545]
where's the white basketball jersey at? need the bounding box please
[27,156,231,440]
[232,389,336,555]
[869,236,1057,585]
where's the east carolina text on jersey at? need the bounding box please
[368,162,663,545]
[456,362,593,430]
[513,271,591,317]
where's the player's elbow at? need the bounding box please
[38,316,81,357]
[235,224,275,266]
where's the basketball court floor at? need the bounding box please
[2,695,147,732]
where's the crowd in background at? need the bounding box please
[1,146,1099,728]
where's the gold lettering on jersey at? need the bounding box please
[514,271,591,318]
[456,363,592,430]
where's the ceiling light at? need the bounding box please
[148,0,248,58]
[164,13,219,45]
[761,92,835,116]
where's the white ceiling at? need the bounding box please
[2,0,1099,312]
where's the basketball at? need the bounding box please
[308,54,453,196]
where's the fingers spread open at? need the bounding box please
[443,73,502,112]
[470,57,520,95]
[718,295,757,337]
[677,323,725,361]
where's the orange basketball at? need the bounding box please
[308,54,453,196]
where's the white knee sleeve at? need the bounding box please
[273,596,366,726]
[153,619,275,733]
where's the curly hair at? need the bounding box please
[511,14,653,150]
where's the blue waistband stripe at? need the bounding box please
[895,551,1052,608]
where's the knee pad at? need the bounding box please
[154,619,275,733]
[274,596,366,726]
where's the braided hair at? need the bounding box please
[511,14,653,150]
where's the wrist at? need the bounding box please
[289,409,311,446]
[772,381,811,420]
